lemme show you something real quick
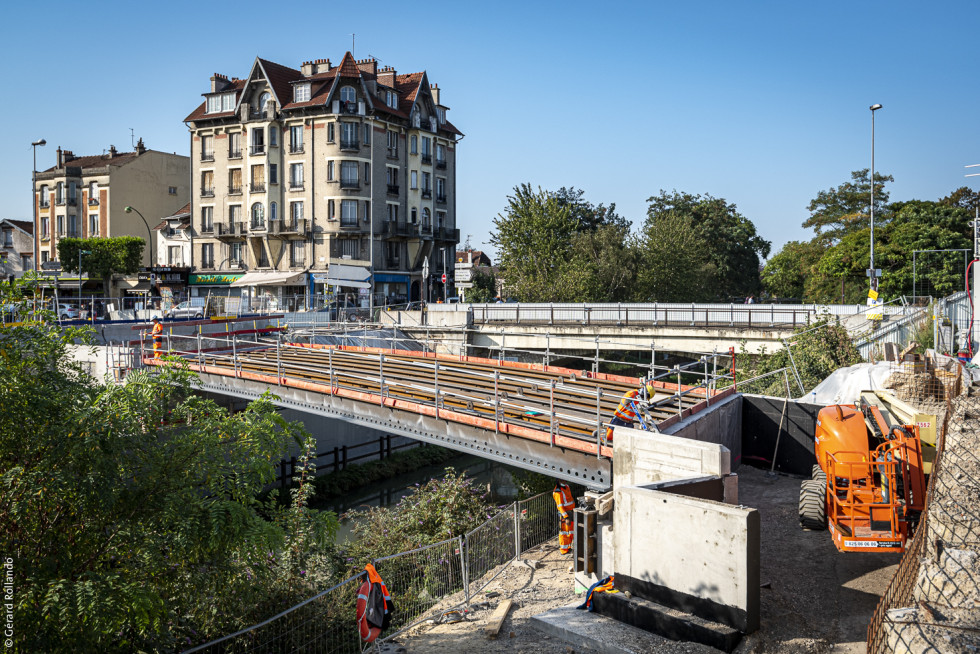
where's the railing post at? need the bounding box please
[386,434,392,457]
[342,445,348,469]
[545,333,551,367]
[197,332,203,368]
[434,360,440,412]
[328,347,334,392]
[593,336,600,376]
[691,302,695,326]
[460,535,470,605]
[232,333,238,377]
[513,502,521,560]
[276,331,282,385]
[550,380,556,447]
[595,387,603,454]
[333,446,340,472]
[494,370,500,435]
[379,353,385,398]
[379,436,384,461]
[675,365,682,415]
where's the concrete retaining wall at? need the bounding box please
[613,486,760,632]
[741,394,819,476]
[662,392,742,466]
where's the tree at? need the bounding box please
[643,191,770,300]
[802,169,893,244]
[634,213,715,302]
[565,223,637,302]
[58,236,145,296]
[0,279,338,651]
[466,267,498,303]
[760,240,825,300]
[553,187,630,232]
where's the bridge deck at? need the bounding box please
[148,342,733,483]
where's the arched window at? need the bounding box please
[340,86,356,104]
[269,201,278,223]
[251,202,264,228]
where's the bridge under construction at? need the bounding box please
[145,329,737,489]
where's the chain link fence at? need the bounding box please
[182,491,559,654]
[866,359,980,652]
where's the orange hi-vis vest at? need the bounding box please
[613,389,640,422]
[553,482,575,554]
[356,563,392,643]
[553,482,574,519]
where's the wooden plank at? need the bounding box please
[484,599,513,639]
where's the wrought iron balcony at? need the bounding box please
[387,184,399,195]
[421,154,432,165]
[340,139,360,151]
[88,198,99,206]
[228,185,242,195]
[216,222,246,239]
[436,194,447,204]
[340,179,359,190]
[201,188,215,197]
[269,218,309,237]
[436,159,447,169]
[289,182,304,191]
[250,183,266,193]
[421,189,432,199]
[200,222,215,234]
[201,152,215,162]
[229,149,242,159]
[289,145,304,154]
[39,200,50,208]
[250,145,266,156]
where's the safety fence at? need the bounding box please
[183,491,559,653]
[274,436,423,487]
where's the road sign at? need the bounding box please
[441,273,447,283]
[455,282,474,289]
[455,268,473,282]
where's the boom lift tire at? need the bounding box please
[811,464,827,485]
[799,479,827,530]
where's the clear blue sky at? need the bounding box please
[3,0,979,260]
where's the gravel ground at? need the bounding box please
[392,465,899,654]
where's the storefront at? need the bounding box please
[229,270,308,312]
[320,264,372,308]
[189,272,245,315]
[151,266,191,312]
[374,273,410,307]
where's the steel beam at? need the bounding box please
[193,372,613,490]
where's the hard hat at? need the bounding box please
[152,316,160,322]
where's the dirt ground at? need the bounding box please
[392,464,898,654]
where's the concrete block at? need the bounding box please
[613,486,759,633]
[613,428,731,488]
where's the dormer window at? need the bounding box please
[386,91,398,109]
[340,86,356,104]
[294,83,311,103]
[205,92,236,114]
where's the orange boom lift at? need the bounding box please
[799,400,926,553]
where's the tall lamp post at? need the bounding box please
[31,139,46,271]
[124,205,153,269]
[869,104,882,291]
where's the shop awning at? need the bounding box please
[230,271,307,288]
[325,264,371,289]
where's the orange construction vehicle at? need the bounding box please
[799,399,926,553]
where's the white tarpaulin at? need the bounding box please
[230,271,307,287]
[326,264,371,289]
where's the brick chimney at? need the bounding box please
[302,58,332,76]
[108,145,117,158]
[431,83,441,106]
[210,73,231,93]
[378,65,396,88]
[356,57,377,76]
[135,138,146,155]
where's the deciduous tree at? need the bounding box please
[58,236,145,295]
[802,168,893,244]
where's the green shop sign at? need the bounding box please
[189,273,244,285]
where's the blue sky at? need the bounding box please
[3,0,979,259]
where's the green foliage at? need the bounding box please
[644,190,770,300]
[733,319,864,396]
[340,469,494,568]
[802,168,893,244]
[760,240,825,300]
[635,213,715,301]
[466,267,498,303]
[0,278,338,652]
[58,237,145,294]
[308,445,459,506]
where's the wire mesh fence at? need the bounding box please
[181,491,559,654]
[372,536,466,636]
[866,359,980,652]
[465,506,518,598]
[183,574,363,654]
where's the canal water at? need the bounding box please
[327,453,523,542]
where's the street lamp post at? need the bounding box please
[869,104,882,291]
[31,139,46,271]
[78,249,91,300]
[124,205,153,269]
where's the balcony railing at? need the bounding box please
[39,201,50,208]
[200,222,215,234]
[201,188,215,197]
[55,198,65,206]
[250,220,266,231]
[340,139,359,151]
[201,152,215,162]
[436,227,460,242]
[250,145,266,155]
[436,159,447,169]
[216,222,245,238]
[385,221,415,238]
[421,154,432,165]
[339,217,359,228]
[229,185,242,195]
[421,189,432,199]
[289,145,304,154]
[88,198,99,206]
[387,184,399,195]
[229,149,242,159]
[289,182,304,191]
[340,179,359,190]
[387,147,398,159]
[250,183,266,193]
[269,218,309,236]
[338,101,359,115]
[421,221,432,233]
[67,198,77,206]
[436,194,447,204]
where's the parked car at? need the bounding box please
[56,304,79,320]
[315,300,358,321]
[165,301,205,320]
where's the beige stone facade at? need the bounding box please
[0,219,35,278]
[33,141,190,268]
[184,52,461,308]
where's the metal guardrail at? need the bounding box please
[182,491,560,653]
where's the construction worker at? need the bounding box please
[151,316,163,358]
[553,481,575,555]
[605,380,659,441]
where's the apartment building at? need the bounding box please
[0,219,35,279]
[155,202,192,267]
[33,140,190,269]
[183,51,461,309]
